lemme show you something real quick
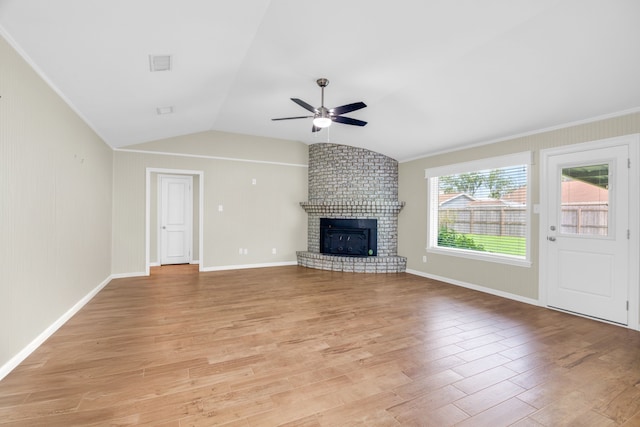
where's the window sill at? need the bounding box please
[427,246,532,268]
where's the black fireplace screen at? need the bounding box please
[320,218,377,257]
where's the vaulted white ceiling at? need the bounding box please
[1,0,639,161]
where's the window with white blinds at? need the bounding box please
[425,152,532,267]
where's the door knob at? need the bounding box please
[547,236,556,242]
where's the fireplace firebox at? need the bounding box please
[320,218,377,257]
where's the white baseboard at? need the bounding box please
[0,274,113,381]
[110,271,147,279]
[405,269,541,307]
[406,270,640,331]
[201,261,297,272]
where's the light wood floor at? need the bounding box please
[2,265,640,426]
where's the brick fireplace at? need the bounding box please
[297,143,406,273]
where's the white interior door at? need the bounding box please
[159,175,193,265]
[545,145,629,325]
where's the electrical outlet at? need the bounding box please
[251,178,257,185]
[422,255,427,263]
[243,248,248,255]
[239,248,243,255]
[272,248,277,255]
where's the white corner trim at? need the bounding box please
[405,269,541,307]
[201,261,298,272]
[116,148,308,168]
[0,275,113,381]
[0,24,109,147]
[399,107,640,163]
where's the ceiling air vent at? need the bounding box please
[149,54,172,72]
[156,106,174,115]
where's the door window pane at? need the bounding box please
[561,164,609,236]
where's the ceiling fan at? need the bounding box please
[272,78,367,132]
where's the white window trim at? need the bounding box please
[425,151,533,268]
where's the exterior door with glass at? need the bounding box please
[545,145,629,325]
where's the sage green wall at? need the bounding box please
[399,112,640,300]
[112,131,308,274]
[0,35,113,369]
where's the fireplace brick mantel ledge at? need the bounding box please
[300,201,405,215]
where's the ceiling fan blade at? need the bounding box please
[312,125,322,132]
[272,115,314,121]
[330,101,367,116]
[332,116,367,127]
[291,98,318,113]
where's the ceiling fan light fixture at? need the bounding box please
[312,116,332,128]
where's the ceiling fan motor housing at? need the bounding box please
[317,106,330,118]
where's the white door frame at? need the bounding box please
[539,135,640,330]
[146,168,204,275]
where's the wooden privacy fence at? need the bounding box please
[560,204,608,236]
[440,207,526,237]
[440,203,608,237]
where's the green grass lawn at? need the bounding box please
[465,234,526,256]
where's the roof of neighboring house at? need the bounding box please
[440,191,526,208]
[439,193,475,205]
[468,199,523,207]
[439,179,607,209]
[562,179,608,204]
[502,186,527,205]
[500,181,608,206]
